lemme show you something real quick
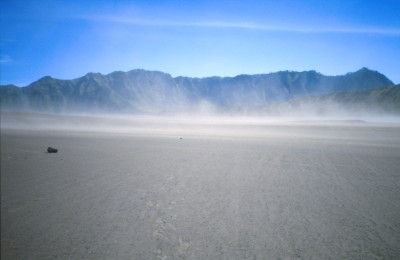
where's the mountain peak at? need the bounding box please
[347,67,394,85]
[38,75,54,81]
[30,76,58,86]
[358,67,371,72]
[351,67,384,76]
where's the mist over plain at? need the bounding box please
[1,109,399,139]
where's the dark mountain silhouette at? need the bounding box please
[0,68,396,115]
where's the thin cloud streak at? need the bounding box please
[0,55,13,63]
[82,15,400,36]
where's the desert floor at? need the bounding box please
[1,112,400,259]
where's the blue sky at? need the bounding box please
[1,0,400,86]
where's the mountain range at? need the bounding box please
[1,67,398,116]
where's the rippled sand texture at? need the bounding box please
[1,113,400,259]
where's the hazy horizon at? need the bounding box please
[2,111,400,137]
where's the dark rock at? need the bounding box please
[47,147,58,153]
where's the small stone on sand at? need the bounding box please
[47,147,58,153]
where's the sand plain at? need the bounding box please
[1,112,400,259]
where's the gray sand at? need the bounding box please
[1,113,400,259]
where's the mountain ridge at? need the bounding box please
[0,68,396,115]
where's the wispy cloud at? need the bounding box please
[0,55,13,63]
[82,15,400,36]
[0,39,14,47]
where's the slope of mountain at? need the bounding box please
[175,67,394,107]
[0,68,395,114]
[263,85,400,117]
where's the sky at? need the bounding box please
[1,0,400,86]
